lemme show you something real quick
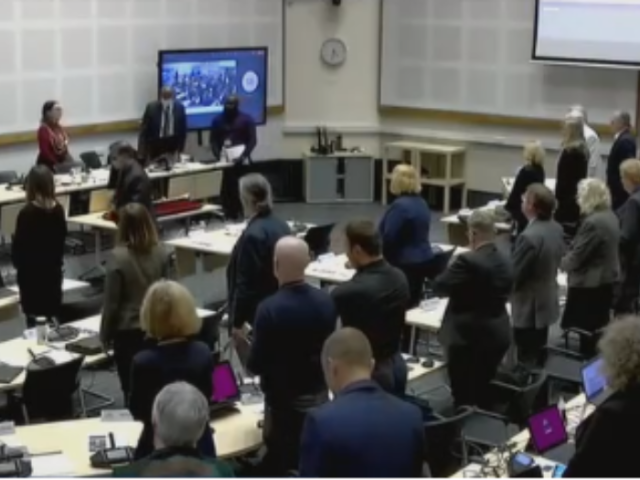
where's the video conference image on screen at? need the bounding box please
[159,47,268,130]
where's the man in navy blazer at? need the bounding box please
[299,328,426,477]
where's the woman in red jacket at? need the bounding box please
[37,100,70,169]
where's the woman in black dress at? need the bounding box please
[12,165,67,328]
[505,141,546,235]
[555,117,589,234]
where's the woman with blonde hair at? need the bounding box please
[379,164,434,306]
[554,116,589,231]
[129,280,214,460]
[100,202,168,402]
[505,141,546,235]
[560,178,619,356]
[564,316,640,477]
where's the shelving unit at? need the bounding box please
[381,141,467,214]
[304,152,374,203]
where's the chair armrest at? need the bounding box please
[489,379,521,393]
[545,345,584,360]
[565,327,595,339]
[473,408,510,423]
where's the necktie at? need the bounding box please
[162,107,171,137]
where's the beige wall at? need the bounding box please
[0,0,606,195]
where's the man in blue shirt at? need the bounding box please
[248,236,337,476]
[209,95,257,221]
[299,327,425,477]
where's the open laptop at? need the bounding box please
[209,361,242,417]
[527,405,575,464]
[581,356,610,406]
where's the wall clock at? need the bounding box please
[320,38,347,67]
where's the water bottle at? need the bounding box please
[35,317,47,345]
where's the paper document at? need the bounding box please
[222,145,245,163]
[31,454,75,476]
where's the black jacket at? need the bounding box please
[505,163,545,234]
[607,130,637,211]
[331,259,410,361]
[226,211,291,328]
[555,147,588,225]
[140,100,188,154]
[113,160,153,213]
[565,384,640,477]
[434,243,513,349]
[113,446,234,477]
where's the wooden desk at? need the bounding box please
[502,177,557,195]
[304,243,467,285]
[167,222,314,278]
[0,278,90,323]
[68,204,222,265]
[452,394,592,478]
[0,309,213,392]
[0,402,262,477]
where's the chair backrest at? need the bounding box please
[303,223,335,258]
[58,293,104,324]
[79,151,102,170]
[424,406,474,477]
[54,161,84,175]
[0,170,18,185]
[195,309,224,351]
[510,371,549,427]
[23,354,83,421]
[427,247,457,280]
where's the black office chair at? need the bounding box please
[543,345,584,403]
[561,327,604,359]
[424,406,473,477]
[196,310,224,353]
[0,170,18,185]
[57,292,104,325]
[13,355,84,423]
[54,160,85,174]
[462,372,548,451]
[79,151,102,170]
[303,223,335,258]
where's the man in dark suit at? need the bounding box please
[210,95,257,221]
[299,327,425,477]
[434,210,513,407]
[512,184,565,367]
[607,111,637,211]
[227,174,291,345]
[331,220,410,396]
[616,159,640,314]
[248,236,337,476]
[139,87,188,160]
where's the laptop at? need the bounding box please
[527,405,575,464]
[209,361,241,417]
[581,356,610,406]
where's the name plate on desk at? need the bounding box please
[0,421,16,436]
[101,409,133,422]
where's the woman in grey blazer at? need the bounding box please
[560,179,619,357]
[100,203,169,402]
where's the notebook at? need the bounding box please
[210,361,241,415]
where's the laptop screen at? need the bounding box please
[527,406,568,454]
[582,357,607,401]
[210,361,240,404]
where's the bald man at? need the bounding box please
[299,328,425,477]
[139,86,187,160]
[567,106,602,180]
[248,236,337,476]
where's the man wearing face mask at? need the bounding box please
[139,87,188,161]
[209,95,257,221]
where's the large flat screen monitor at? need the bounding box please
[533,0,640,68]
[158,47,268,130]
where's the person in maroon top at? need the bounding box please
[37,100,70,170]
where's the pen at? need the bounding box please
[30,450,63,457]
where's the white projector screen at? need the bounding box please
[533,0,640,67]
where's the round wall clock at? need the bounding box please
[320,38,347,67]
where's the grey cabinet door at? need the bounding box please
[306,158,337,202]
[344,157,373,202]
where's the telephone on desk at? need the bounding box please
[0,443,30,478]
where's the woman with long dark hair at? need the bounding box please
[12,166,67,328]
